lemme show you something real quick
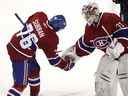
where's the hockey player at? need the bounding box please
[6,12,74,96]
[62,2,128,96]
[112,0,128,24]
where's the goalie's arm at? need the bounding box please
[112,28,128,39]
[61,36,95,64]
[75,36,95,57]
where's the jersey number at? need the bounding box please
[18,24,38,49]
[20,33,38,49]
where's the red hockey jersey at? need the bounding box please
[7,12,67,68]
[75,12,128,57]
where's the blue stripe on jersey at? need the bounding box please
[30,41,37,51]
[113,28,128,38]
[78,36,95,53]
[28,78,40,85]
[48,55,61,65]
[8,88,21,96]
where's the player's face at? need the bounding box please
[82,8,96,25]
[82,12,96,25]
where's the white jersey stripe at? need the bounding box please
[9,42,33,58]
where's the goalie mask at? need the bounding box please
[82,3,100,25]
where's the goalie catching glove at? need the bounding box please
[62,45,80,71]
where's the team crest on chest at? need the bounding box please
[93,36,111,49]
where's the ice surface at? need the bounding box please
[0,0,123,96]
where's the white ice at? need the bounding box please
[0,0,123,96]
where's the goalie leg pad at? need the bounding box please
[118,78,128,96]
[95,55,118,96]
[118,54,128,96]
[95,75,118,96]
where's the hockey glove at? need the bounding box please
[62,45,80,63]
[106,39,124,59]
[63,55,75,71]
[61,45,80,71]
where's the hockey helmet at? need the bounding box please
[82,2,100,25]
[49,15,66,31]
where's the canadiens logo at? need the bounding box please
[93,36,111,49]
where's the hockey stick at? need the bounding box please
[14,13,26,26]
[14,13,28,33]
[14,13,26,39]
[14,13,38,49]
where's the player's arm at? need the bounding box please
[62,35,95,64]
[112,13,127,29]
[75,35,95,57]
[106,13,127,58]
[42,44,74,71]
[110,13,128,45]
